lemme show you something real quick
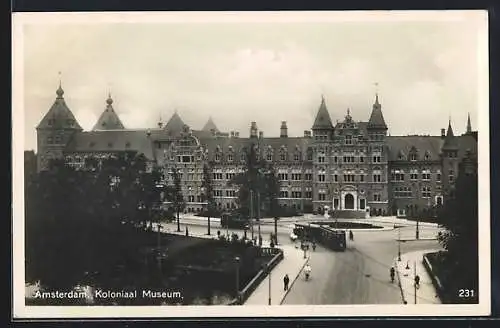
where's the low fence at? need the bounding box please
[228,247,284,305]
[422,252,446,303]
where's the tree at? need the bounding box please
[25,152,166,293]
[229,143,279,222]
[437,156,478,303]
[264,165,280,244]
[202,162,215,235]
[169,167,185,232]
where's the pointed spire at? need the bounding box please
[374,82,380,106]
[442,119,458,150]
[312,94,334,130]
[92,93,125,130]
[466,113,472,133]
[164,110,186,135]
[367,92,387,130]
[37,83,82,131]
[202,116,219,132]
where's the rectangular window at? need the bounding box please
[436,173,441,182]
[294,153,300,161]
[318,193,326,201]
[345,135,352,145]
[373,174,381,182]
[334,156,338,163]
[422,187,431,198]
[359,156,364,163]
[372,156,381,163]
[334,174,338,182]
[305,191,312,199]
[305,173,312,181]
[318,174,326,182]
[373,194,381,201]
[318,155,325,163]
[360,175,364,182]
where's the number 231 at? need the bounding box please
[458,289,475,298]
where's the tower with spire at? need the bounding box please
[367,92,388,140]
[441,119,460,199]
[36,82,83,171]
[92,93,125,130]
[311,95,334,142]
[466,113,472,134]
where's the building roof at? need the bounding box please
[202,116,219,133]
[65,129,156,159]
[367,94,387,130]
[92,94,125,130]
[37,85,82,131]
[386,136,443,161]
[312,95,334,130]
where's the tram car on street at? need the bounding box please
[220,212,250,230]
[293,223,346,251]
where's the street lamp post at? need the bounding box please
[250,190,254,240]
[235,257,240,303]
[274,217,278,245]
[157,222,163,274]
[397,226,401,261]
[257,192,262,246]
[268,264,272,305]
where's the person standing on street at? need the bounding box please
[283,274,290,291]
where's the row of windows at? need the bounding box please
[391,173,442,182]
[393,186,433,198]
[317,155,382,163]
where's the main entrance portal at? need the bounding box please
[344,194,355,210]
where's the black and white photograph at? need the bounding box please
[12,10,490,318]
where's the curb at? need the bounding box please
[395,259,407,304]
[279,255,310,305]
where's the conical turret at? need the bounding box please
[367,93,387,130]
[312,95,334,130]
[442,119,459,150]
[92,93,125,130]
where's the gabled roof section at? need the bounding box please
[312,95,334,130]
[65,129,156,160]
[367,94,388,130]
[386,136,443,161]
[163,111,186,136]
[92,94,125,130]
[202,116,219,133]
[37,84,82,131]
[442,120,459,150]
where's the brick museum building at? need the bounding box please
[34,84,478,218]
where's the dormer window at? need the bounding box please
[294,152,301,161]
[227,154,233,162]
[398,151,405,160]
[266,152,273,161]
[424,152,431,160]
[280,152,286,161]
[345,135,352,145]
[215,153,221,162]
[410,153,417,161]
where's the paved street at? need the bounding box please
[157,215,443,305]
[282,226,441,304]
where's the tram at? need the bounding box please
[293,223,346,251]
[220,212,250,230]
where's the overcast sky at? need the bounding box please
[17,11,487,151]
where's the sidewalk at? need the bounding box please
[394,249,442,304]
[244,244,309,305]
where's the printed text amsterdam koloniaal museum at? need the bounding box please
[33,84,478,218]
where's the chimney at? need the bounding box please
[304,130,311,138]
[441,128,446,138]
[250,122,258,138]
[259,131,264,139]
[280,121,288,138]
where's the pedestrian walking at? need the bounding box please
[283,274,290,291]
[414,275,420,289]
